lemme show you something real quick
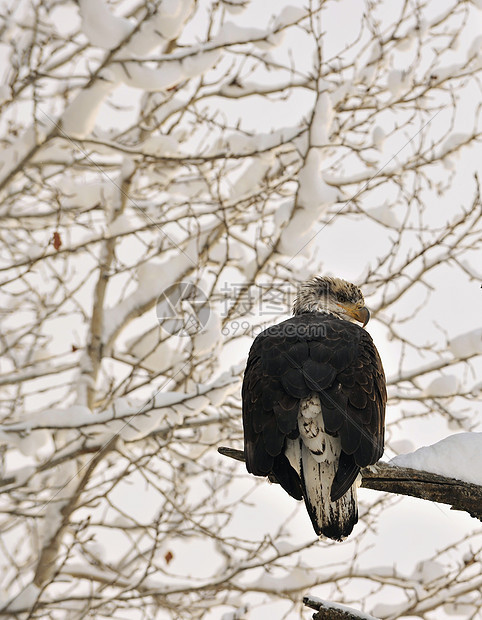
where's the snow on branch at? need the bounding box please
[217,442,482,521]
[304,596,379,620]
[361,462,482,521]
[0,365,242,442]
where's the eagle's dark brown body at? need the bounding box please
[242,311,386,540]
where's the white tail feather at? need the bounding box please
[285,393,358,540]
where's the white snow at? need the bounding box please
[372,125,386,150]
[390,433,482,485]
[387,69,410,97]
[468,34,482,59]
[192,310,221,356]
[439,133,470,158]
[395,33,415,51]
[107,214,136,237]
[360,63,376,85]
[3,465,36,487]
[126,328,178,373]
[0,127,39,186]
[411,559,446,584]
[368,204,400,228]
[78,0,134,50]
[248,566,315,591]
[141,133,180,156]
[108,403,171,442]
[222,0,250,15]
[222,0,248,14]
[273,199,294,233]
[298,149,323,200]
[61,76,116,138]
[17,429,50,457]
[423,374,459,397]
[114,61,185,92]
[182,50,221,78]
[367,40,382,64]
[0,84,11,105]
[371,600,404,618]
[208,383,234,407]
[305,597,378,620]
[123,1,193,55]
[0,428,49,457]
[278,207,317,256]
[22,405,93,430]
[460,259,482,280]
[273,6,307,28]
[151,0,193,41]
[297,150,338,211]
[102,237,201,345]
[449,327,482,358]
[3,584,40,613]
[253,32,283,51]
[174,177,208,199]
[432,61,469,83]
[311,91,334,146]
[214,22,267,46]
[224,126,300,156]
[225,132,254,154]
[272,540,301,555]
[0,367,241,441]
[331,80,354,105]
[442,156,455,171]
[230,154,274,199]
[60,178,117,209]
[444,601,480,617]
[221,606,248,620]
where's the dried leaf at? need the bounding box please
[52,231,62,251]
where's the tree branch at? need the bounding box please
[361,461,482,520]
[303,596,379,620]
[217,447,482,520]
[33,437,117,587]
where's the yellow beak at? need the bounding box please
[340,304,370,327]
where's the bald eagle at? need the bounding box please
[242,276,386,541]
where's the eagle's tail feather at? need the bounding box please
[300,442,358,541]
[284,394,359,541]
[331,451,360,502]
[271,453,304,500]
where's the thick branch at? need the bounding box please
[361,461,482,520]
[217,447,482,520]
[304,596,379,620]
[33,437,117,587]
[85,170,134,409]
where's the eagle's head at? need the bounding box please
[293,275,370,326]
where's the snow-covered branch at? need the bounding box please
[362,462,482,521]
[304,596,379,620]
[218,442,482,520]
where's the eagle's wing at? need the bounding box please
[242,313,386,502]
